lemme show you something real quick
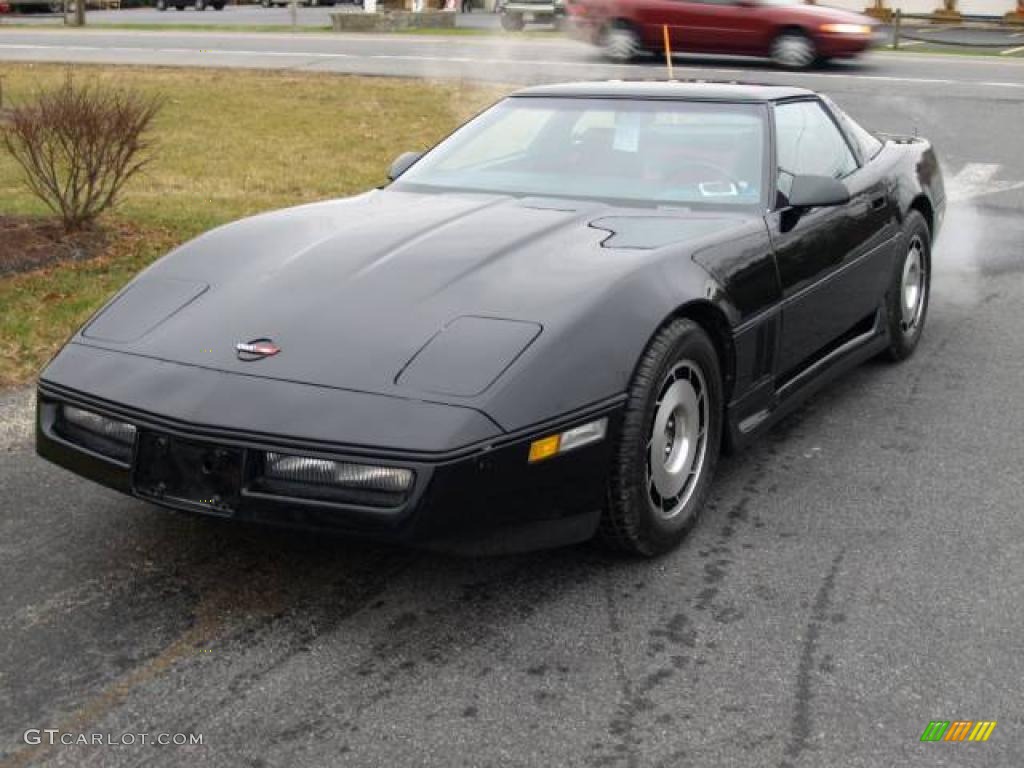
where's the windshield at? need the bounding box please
[393,97,767,209]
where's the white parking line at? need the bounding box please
[946,163,1024,203]
[1001,45,1024,56]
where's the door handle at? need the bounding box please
[870,196,887,211]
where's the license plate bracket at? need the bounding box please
[134,433,243,516]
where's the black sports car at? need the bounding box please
[36,82,944,556]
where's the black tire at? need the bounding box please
[770,29,816,69]
[882,210,930,362]
[174,3,185,8]
[212,1,225,7]
[500,11,523,30]
[600,318,723,557]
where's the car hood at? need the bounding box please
[74,189,749,408]
[764,3,876,26]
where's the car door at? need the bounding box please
[634,0,761,55]
[766,98,891,379]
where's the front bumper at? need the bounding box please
[816,31,876,58]
[37,384,622,554]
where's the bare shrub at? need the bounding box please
[1,74,162,232]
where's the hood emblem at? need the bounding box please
[236,338,280,361]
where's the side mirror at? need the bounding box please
[788,174,850,208]
[388,151,422,181]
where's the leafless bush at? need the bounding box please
[1,74,162,232]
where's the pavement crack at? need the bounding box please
[600,570,641,768]
[780,549,845,768]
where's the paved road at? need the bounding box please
[6,6,1024,49]
[2,31,1024,768]
[0,27,1022,92]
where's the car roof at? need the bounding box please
[511,81,815,103]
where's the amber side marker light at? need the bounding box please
[528,418,608,463]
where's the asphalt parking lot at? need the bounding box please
[2,31,1024,768]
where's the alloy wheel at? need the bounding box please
[900,235,927,334]
[646,360,709,520]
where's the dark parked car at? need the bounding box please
[37,82,943,556]
[155,0,225,9]
[567,0,879,68]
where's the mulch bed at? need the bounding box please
[0,215,111,277]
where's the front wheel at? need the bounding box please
[770,31,816,69]
[601,318,723,557]
[602,21,642,62]
[500,11,523,30]
[882,210,930,361]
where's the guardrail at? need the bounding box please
[890,10,1024,49]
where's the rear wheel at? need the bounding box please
[600,318,723,557]
[883,210,930,361]
[770,30,816,69]
[602,20,642,62]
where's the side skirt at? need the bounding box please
[725,310,889,451]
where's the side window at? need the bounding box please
[774,100,858,202]
[831,102,883,163]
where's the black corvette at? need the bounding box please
[36,82,944,556]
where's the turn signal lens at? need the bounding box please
[62,405,137,446]
[58,404,137,461]
[528,435,561,463]
[264,452,414,493]
[528,418,608,463]
[821,23,872,35]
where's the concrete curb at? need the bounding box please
[0,386,35,451]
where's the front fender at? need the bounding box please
[478,253,735,432]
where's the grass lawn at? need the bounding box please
[0,63,509,387]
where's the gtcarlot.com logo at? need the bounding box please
[24,730,204,747]
[920,721,997,743]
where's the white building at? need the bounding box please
[824,0,1019,18]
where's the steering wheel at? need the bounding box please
[662,159,744,192]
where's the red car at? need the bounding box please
[567,0,879,68]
